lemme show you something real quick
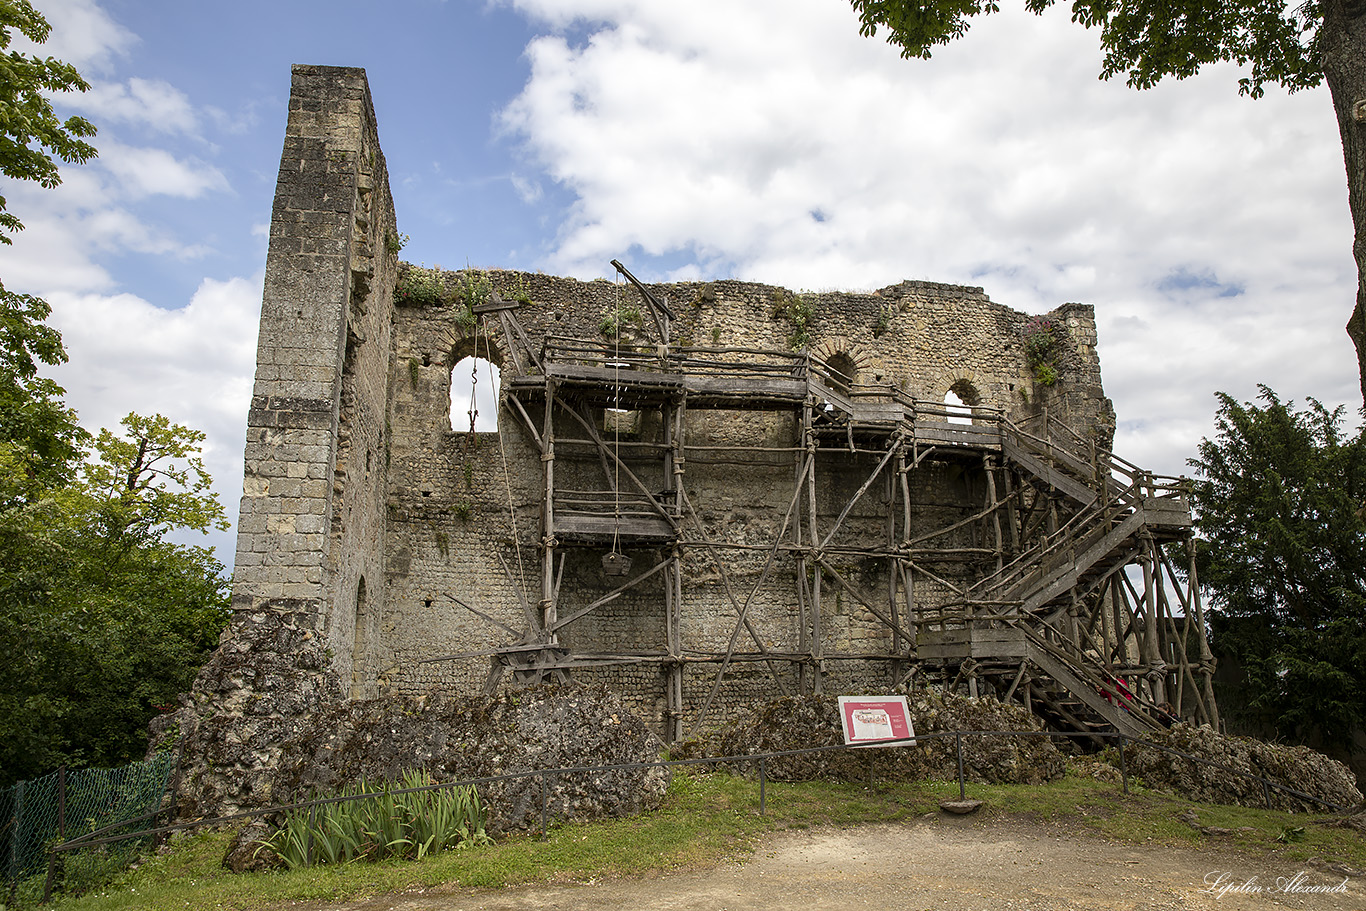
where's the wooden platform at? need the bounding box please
[918,625,1028,660]
[552,513,676,544]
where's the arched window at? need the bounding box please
[825,352,858,395]
[944,390,972,425]
[450,355,500,432]
[944,381,980,426]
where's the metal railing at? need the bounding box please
[37,726,1355,903]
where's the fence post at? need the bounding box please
[58,766,67,841]
[10,779,24,899]
[42,846,58,904]
[539,773,549,840]
[1262,780,1272,809]
[955,732,966,801]
[758,759,766,817]
[305,803,315,868]
[1118,735,1128,795]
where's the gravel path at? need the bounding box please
[294,816,1365,911]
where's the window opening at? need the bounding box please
[450,356,500,432]
[350,576,368,698]
[944,390,973,425]
[825,352,858,396]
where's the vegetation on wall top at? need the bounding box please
[1022,315,1064,387]
[773,290,816,351]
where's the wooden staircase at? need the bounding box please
[919,415,1195,738]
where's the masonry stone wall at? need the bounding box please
[375,268,1110,731]
[223,65,399,762]
[208,66,1117,751]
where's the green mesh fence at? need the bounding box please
[2,751,177,903]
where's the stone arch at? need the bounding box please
[812,337,874,394]
[944,378,981,426]
[825,351,858,394]
[947,378,982,407]
[448,334,504,433]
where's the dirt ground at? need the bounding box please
[296,815,1366,911]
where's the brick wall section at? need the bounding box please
[231,65,397,690]
[380,270,1113,733]
[211,65,1120,744]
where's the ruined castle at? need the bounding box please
[220,64,1216,754]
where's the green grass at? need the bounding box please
[33,766,1366,911]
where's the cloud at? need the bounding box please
[63,78,199,135]
[96,141,230,199]
[497,0,1357,480]
[0,159,222,295]
[45,275,264,557]
[24,0,137,73]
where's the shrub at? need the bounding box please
[255,771,491,869]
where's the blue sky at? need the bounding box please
[0,0,1356,566]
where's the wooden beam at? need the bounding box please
[688,452,810,735]
[497,548,539,636]
[816,556,917,644]
[494,310,526,375]
[506,392,543,449]
[438,592,523,640]
[680,483,793,691]
[554,390,679,532]
[550,556,673,633]
[820,435,903,550]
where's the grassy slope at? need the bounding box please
[34,768,1366,911]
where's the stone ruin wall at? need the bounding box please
[220,64,1118,745]
[381,273,1112,728]
[231,65,397,697]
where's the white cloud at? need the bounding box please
[498,0,1357,479]
[23,0,136,73]
[97,141,229,199]
[64,78,199,134]
[0,163,220,295]
[46,275,263,557]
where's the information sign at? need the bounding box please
[837,695,915,748]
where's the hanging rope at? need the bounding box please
[479,321,530,607]
[467,356,479,436]
[611,273,624,557]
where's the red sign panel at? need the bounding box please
[838,695,916,748]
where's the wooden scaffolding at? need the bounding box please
[458,266,1219,743]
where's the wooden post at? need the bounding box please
[1111,576,1129,666]
[1188,544,1220,729]
[805,401,822,693]
[1003,467,1020,553]
[662,400,682,740]
[541,381,558,651]
[1099,576,1113,667]
[1141,535,1166,704]
[986,456,1004,574]
[887,452,901,660]
[795,408,810,694]
[672,400,687,740]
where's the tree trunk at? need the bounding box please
[1323,0,1366,402]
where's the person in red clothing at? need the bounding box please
[1099,672,1135,712]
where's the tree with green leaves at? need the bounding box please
[0,0,97,242]
[0,0,96,493]
[0,5,229,782]
[0,413,230,786]
[1187,387,1366,752]
[851,0,1366,403]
